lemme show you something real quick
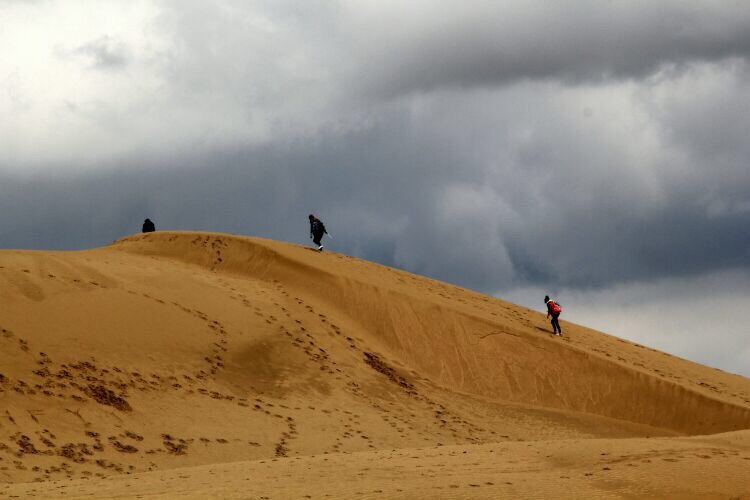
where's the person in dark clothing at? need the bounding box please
[308,214,327,251]
[142,218,155,233]
[544,295,563,336]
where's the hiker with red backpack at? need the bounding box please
[544,295,563,336]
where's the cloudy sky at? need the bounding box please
[2,0,749,375]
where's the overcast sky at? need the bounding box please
[1,1,749,375]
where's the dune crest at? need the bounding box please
[1,231,749,498]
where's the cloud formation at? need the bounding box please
[68,36,132,70]
[343,0,750,97]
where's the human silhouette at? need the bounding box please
[308,214,327,251]
[142,218,156,233]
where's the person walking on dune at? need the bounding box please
[544,295,563,336]
[308,214,328,251]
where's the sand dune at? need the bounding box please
[1,231,749,498]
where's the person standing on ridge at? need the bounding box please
[308,214,327,251]
[544,295,563,336]
[142,218,156,233]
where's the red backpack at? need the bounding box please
[549,300,562,315]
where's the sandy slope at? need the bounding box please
[7,432,750,499]
[1,231,749,498]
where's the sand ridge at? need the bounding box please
[1,231,749,498]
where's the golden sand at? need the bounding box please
[1,232,748,498]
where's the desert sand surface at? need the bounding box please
[1,231,749,499]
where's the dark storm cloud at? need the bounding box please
[2,1,750,295]
[2,76,750,293]
[346,0,750,98]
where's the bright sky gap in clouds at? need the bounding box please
[1,0,749,375]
